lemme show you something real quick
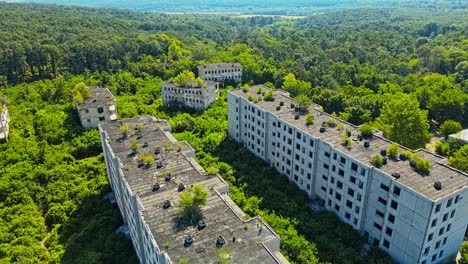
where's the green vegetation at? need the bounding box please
[1,2,467,263]
[376,94,432,149]
[460,242,468,264]
[130,139,140,151]
[359,124,374,138]
[434,141,450,156]
[386,143,400,158]
[256,86,263,94]
[173,70,196,87]
[178,183,208,223]
[217,246,233,264]
[411,155,431,174]
[448,145,468,173]
[263,89,274,101]
[370,155,384,168]
[306,113,315,126]
[440,120,462,138]
[74,82,91,103]
[294,94,311,111]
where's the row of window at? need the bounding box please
[84,107,105,114]
[163,87,204,94]
[204,75,241,81]
[434,194,462,213]
[202,68,241,74]
[380,183,401,196]
[86,116,106,122]
[164,95,205,104]
[431,209,456,228]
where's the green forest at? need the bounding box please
[0,2,467,264]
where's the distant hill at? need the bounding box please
[22,0,467,15]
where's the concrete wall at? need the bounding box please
[199,67,242,83]
[162,84,218,110]
[78,103,117,129]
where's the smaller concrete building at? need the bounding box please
[75,86,117,129]
[161,80,219,110]
[449,129,468,144]
[0,101,10,142]
[198,63,242,83]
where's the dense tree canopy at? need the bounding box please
[0,2,467,264]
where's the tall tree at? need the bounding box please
[376,93,432,149]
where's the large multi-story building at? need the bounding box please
[99,116,288,264]
[161,80,219,110]
[0,101,10,141]
[75,86,117,129]
[227,86,468,264]
[198,63,242,83]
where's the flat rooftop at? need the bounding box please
[231,87,468,202]
[198,63,242,72]
[100,116,282,264]
[162,80,218,89]
[76,86,115,109]
[449,129,468,143]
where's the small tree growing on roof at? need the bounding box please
[360,123,374,138]
[294,94,311,112]
[178,183,208,224]
[242,84,250,93]
[263,89,274,101]
[130,139,140,152]
[119,124,130,138]
[74,82,92,103]
[256,86,263,94]
[387,143,400,158]
[172,70,196,87]
[306,113,314,126]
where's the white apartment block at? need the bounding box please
[0,102,10,141]
[161,80,219,110]
[197,63,242,83]
[99,116,289,264]
[227,87,468,264]
[75,86,117,129]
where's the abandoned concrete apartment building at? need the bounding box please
[75,86,118,129]
[227,86,468,264]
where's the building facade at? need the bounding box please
[198,63,242,83]
[161,80,219,110]
[0,102,10,141]
[227,87,468,264]
[99,116,288,264]
[75,86,117,129]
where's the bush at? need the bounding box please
[412,155,430,174]
[360,124,374,138]
[434,141,450,156]
[460,242,468,264]
[386,143,399,158]
[370,155,384,167]
[242,84,250,93]
[253,96,259,103]
[256,86,263,94]
[263,89,274,101]
[306,113,315,126]
[401,150,414,160]
[324,117,337,128]
[440,120,462,138]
